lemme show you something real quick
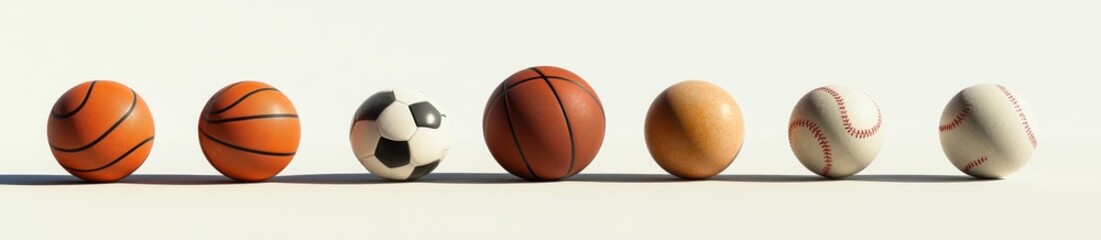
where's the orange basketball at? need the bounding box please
[483,66,606,181]
[48,80,155,182]
[198,81,300,182]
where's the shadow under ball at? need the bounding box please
[645,80,745,180]
[483,66,606,181]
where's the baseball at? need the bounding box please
[939,84,1037,178]
[788,85,884,178]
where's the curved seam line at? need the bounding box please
[51,80,98,119]
[996,85,1038,148]
[508,76,552,88]
[209,88,279,115]
[789,118,832,176]
[487,75,601,111]
[504,70,540,181]
[486,78,542,105]
[357,154,377,161]
[939,103,971,132]
[197,134,224,177]
[200,130,297,156]
[511,75,590,90]
[50,90,138,152]
[963,156,988,172]
[218,82,248,96]
[815,87,882,139]
[62,137,154,172]
[206,114,300,124]
[532,67,577,178]
[482,81,506,122]
[547,77,604,116]
[202,81,247,115]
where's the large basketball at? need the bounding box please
[482,66,606,181]
[198,81,300,182]
[48,80,155,182]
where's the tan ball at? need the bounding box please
[645,80,745,179]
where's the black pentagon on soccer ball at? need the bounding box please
[408,102,442,129]
[407,161,440,180]
[374,138,410,168]
[354,90,396,121]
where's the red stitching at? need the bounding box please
[962,156,988,172]
[938,103,970,132]
[815,87,882,139]
[789,119,832,176]
[997,85,1038,148]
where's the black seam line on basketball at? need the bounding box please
[484,76,570,110]
[206,114,300,124]
[201,81,247,114]
[487,75,601,114]
[49,90,137,153]
[208,81,248,103]
[502,76,541,181]
[531,67,577,179]
[200,130,297,156]
[506,75,588,89]
[547,77,605,115]
[221,81,248,93]
[484,78,542,114]
[209,88,279,115]
[62,137,154,172]
[482,81,507,123]
[50,80,98,119]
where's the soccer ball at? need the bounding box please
[350,89,449,181]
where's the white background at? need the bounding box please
[1,0,1098,239]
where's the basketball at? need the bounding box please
[198,81,300,182]
[482,66,606,181]
[645,80,745,179]
[47,80,155,182]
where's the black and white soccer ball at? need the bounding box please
[351,89,449,181]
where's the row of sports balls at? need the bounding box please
[46,66,1038,183]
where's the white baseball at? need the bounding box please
[788,85,884,178]
[939,84,1037,178]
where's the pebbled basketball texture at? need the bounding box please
[483,66,606,181]
[48,80,155,182]
[198,81,300,182]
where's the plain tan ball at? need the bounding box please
[645,80,745,179]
